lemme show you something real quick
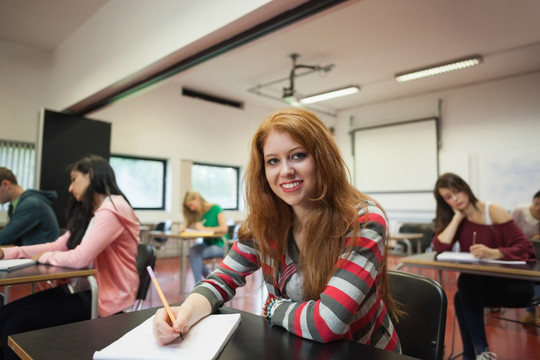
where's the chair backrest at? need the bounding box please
[388,270,447,360]
[532,239,540,259]
[132,243,157,311]
[153,221,171,243]
[398,222,435,252]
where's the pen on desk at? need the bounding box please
[473,231,477,245]
[147,266,184,340]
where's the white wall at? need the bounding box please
[89,82,274,224]
[47,0,272,110]
[0,40,52,143]
[336,72,540,228]
[0,0,274,141]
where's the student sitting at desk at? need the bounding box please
[153,108,402,353]
[183,190,228,284]
[512,189,540,326]
[432,173,536,360]
[0,155,139,360]
[0,167,59,246]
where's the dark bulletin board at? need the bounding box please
[37,109,111,228]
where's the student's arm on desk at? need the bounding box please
[436,211,465,246]
[153,293,212,346]
[192,212,228,234]
[0,232,68,260]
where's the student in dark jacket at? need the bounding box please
[0,167,59,245]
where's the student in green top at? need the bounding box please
[183,190,228,283]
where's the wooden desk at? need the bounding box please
[0,264,98,318]
[148,231,224,297]
[390,233,424,256]
[8,306,418,360]
[396,252,540,281]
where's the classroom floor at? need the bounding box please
[4,254,539,360]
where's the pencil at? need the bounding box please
[473,231,476,245]
[147,266,184,340]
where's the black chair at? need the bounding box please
[131,243,157,311]
[398,222,435,253]
[388,270,448,360]
[501,239,540,320]
[152,221,171,245]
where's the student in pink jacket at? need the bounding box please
[0,155,140,360]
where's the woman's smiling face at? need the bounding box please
[263,130,317,210]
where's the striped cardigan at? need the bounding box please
[192,202,401,353]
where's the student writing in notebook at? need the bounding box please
[432,172,535,360]
[0,155,140,360]
[183,190,228,284]
[0,167,60,246]
[511,189,540,326]
[153,108,402,353]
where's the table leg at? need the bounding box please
[179,239,194,300]
[87,275,99,319]
[416,238,422,254]
[179,240,185,300]
[2,285,10,305]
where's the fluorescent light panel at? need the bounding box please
[395,55,483,82]
[299,85,360,104]
[282,95,302,107]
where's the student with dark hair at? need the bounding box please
[0,167,59,245]
[432,172,536,360]
[0,155,139,360]
[153,108,401,353]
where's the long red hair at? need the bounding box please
[238,108,397,317]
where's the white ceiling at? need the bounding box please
[2,0,540,116]
[0,0,108,51]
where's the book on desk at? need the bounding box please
[93,313,241,360]
[436,251,526,265]
[0,259,37,271]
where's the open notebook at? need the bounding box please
[0,259,37,271]
[436,251,526,265]
[93,313,241,360]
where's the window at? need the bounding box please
[0,140,36,212]
[109,155,166,210]
[192,163,239,210]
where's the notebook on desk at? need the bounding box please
[0,259,37,271]
[436,251,526,265]
[93,313,241,360]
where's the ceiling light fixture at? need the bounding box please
[395,55,483,82]
[282,53,333,105]
[299,85,360,104]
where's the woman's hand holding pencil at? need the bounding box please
[148,266,184,342]
[152,291,213,346]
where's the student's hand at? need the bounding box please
[153,305,191,346]
[193,222,205,231]
[470,244,502,260]
[451,209,466,222]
